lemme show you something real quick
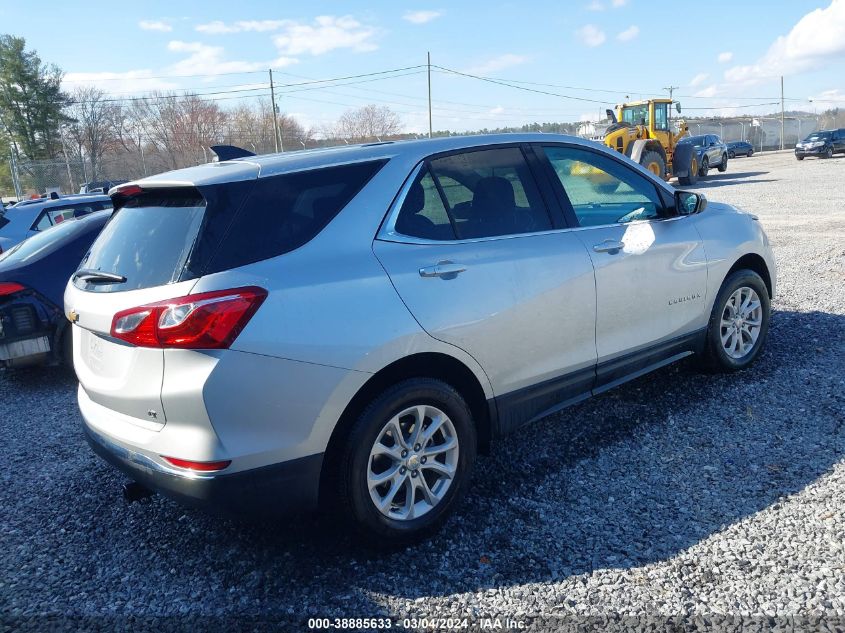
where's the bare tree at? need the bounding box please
[64,86,121,181]
[332,104,402,142]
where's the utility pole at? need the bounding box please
[780,75,785,150]
[9,145,22,200]
[269,68,282,153]
[427,52,433,138]
[138,131,147,177]
[58,125,76,192]
[663,85,679,102]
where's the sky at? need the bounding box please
[2,0,844,133]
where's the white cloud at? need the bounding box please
[717,51,733,63]
[139,20,172,32]
[273,15,378,56]
[195,20,289,34]
[464,53,529,75]
[166,41,296,76]
[611,0,628,6]
[63,70,179,94]
[617,25,639,41]
[403,10,442,24]
[689,72,709,87]
[810,88,845,107]
[585,1,605,10]
[693,84,720,98]
[724,0,845,84]
[577,24,606,47]
[489,106,505,115]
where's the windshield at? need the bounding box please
[680,135,706,146]
[621,104,648,125]
[805,132,831,141]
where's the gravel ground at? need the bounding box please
[2,151,844,631]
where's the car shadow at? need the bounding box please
[684,171,778,189]
[4,308,843,618]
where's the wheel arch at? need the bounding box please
[318,351,493,505]
[726,253,773,298]
[629,139,666,165]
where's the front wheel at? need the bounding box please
[728,151,735,159]
[338,378,477,545]
[823,147,833,159]
[699,270,770,372]
[747,149,754,157]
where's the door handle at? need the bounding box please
[419,262,467,278]
[593,240,625,254]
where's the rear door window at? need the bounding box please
[407,147,552,240]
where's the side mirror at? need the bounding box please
[676,190,707,215]
[675,102,682,114]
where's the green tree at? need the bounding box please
[0,35,69,168]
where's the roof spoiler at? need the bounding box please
[210,145,256,162]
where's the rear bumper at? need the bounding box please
[84,422,324,516]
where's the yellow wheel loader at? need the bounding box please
[591,98,698,186]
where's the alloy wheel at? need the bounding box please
[367,404,459,521]
[720,286,763,359]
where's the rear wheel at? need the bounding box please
[60,325,74,372]
[639,150,666,179]
[699,270,770,372]
[698,156,709,177]
[728,151,735,159]
[718,154,728,172]
[338,378,477,546]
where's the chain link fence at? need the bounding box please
[684,115,831,151]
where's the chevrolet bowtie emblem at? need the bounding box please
[68,309,79,323]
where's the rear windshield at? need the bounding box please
[77,189,206,293]
[74,160,385,292]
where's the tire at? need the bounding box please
[699,269,770,373]
[639,150,666,179]
[61,327,74,372]
[823,146,833,159]
[717,154,728,172]
[677,155,699,186]
[747,149,753,157]
[728,151,735,159]
[796,154,804,161]
[698,156,709,177]
[337,378,477,546]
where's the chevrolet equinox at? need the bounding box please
[65,134,775,544]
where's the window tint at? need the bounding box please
[0,211,107,265]
[208,160,385,272]
[394,167,456,240]
[33,211,53,231]
[77,189,207,292]
[425,147,552,239]
[542,145,665,227]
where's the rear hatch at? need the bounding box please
[65,182,254,426]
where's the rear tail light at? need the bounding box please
[110,286,267,349]
[0,282,25,296]
[161,456,231,472]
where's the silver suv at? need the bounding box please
[65,135,775,543]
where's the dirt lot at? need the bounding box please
[1,150,843,630]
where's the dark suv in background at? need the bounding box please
[795,129,845,160]
[678,134,729,177]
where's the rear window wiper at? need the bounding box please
[73,268,127,284]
